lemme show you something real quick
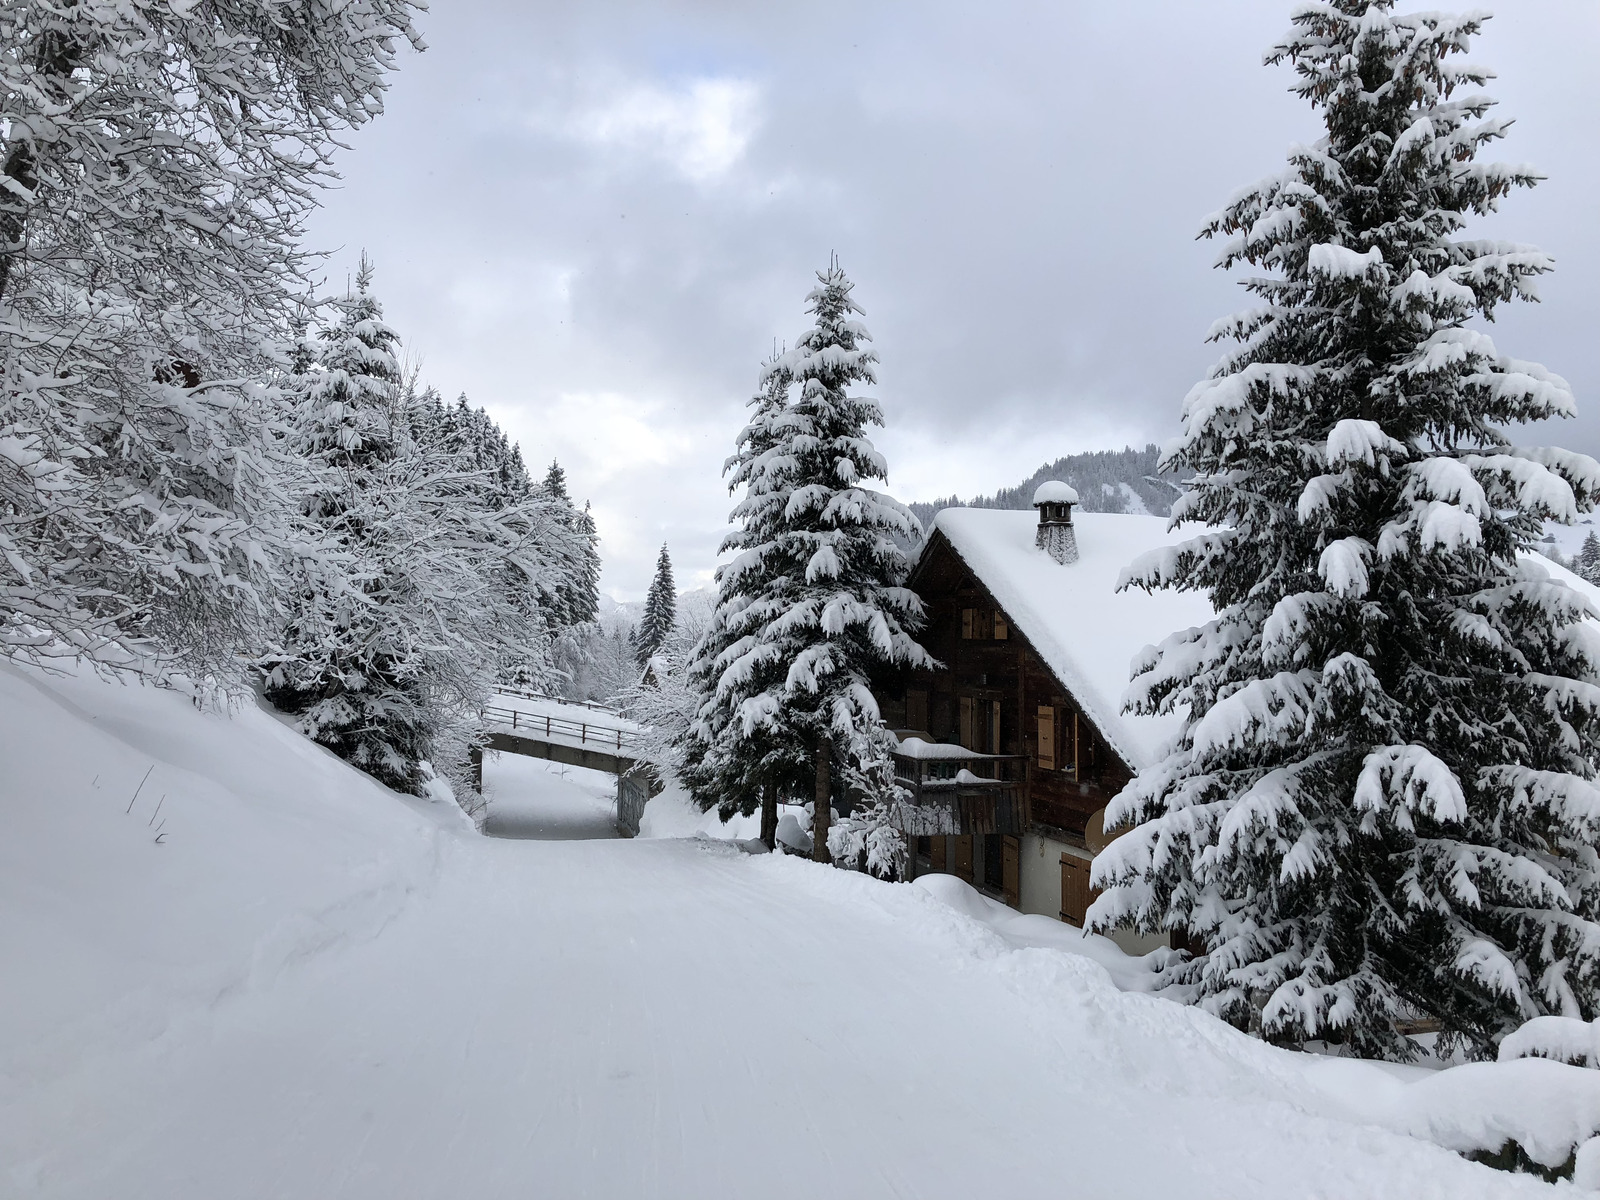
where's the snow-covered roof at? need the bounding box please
[1032,480,1080,506]
[924,509,1213,770]
[925,510,1600,773]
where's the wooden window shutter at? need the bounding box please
[1060,854,1095,927]
[989,701,1001,755]
[907,690,928,732]
[953,835,974,883]
[959,696,975,749]
[994,611,1008,640]
[1002,836,1020,908]
[1037,705,1055,770]
[961,608,974,639]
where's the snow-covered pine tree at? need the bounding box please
[681,265,933,861]
[631,545,677,668]
[1090,4,1600,1061]
[0,0,420,681]
[827,725,914,879]
[263,259,424,787]
[524,458,600,632]
[406,391,591,690]
[265,262,566,795]
[680,356,798,844]
[1577,533,1600,586]
[616,594,715,782]
[567,502,603,628]
[544,461,569,502]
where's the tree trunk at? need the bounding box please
[759,781,778,850]
[0,142,36,305]
[812,736,832,863]
[0,14,81,304]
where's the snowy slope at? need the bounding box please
[0,663,459,1100]
[3,660,1593,1197]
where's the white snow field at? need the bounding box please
[1,659,1592,1199]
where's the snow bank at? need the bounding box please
[894,734,997,760]
[637,781,764,840]
[913,873,1171,993]
[915,870,1600,1181]
[0,660,452,1092]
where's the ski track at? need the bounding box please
[10,828,1555,1200]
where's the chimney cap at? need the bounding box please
[1032,480,1079,506]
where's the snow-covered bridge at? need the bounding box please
[477,690,642,775]
[474,691,652,832]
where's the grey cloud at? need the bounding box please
[305,0,1600,597]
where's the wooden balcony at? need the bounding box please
[890,738,1026,837]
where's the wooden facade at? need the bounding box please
[877,529,1135,921]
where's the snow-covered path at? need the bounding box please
[1,663,1564,1198]
[481,755,620,841]
[14,832,1548,1199]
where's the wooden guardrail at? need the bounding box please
[480,704,640,754]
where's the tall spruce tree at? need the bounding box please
[681,265,933,860]
[680,355,795,845]
[632,545,677,668]
[1091,4,1600,1061]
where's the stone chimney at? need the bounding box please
[1032,481,1080,565]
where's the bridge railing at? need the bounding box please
[493,686,618,715]
[481,704,640,754]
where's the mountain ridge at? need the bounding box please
[907,444,1181,531]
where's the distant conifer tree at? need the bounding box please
[632,545,677,668]
[1577,532,1600,585]
[544,460,569,502]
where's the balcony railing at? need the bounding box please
[891,739,1025,836]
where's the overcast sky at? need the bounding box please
[304,1,1600,600]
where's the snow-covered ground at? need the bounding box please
[1540,515,1600,564]
[481,754,621,840]
[3,659,1592,1198]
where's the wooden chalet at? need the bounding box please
[874,484,1211,944]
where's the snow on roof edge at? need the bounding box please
[921,509,1209,771]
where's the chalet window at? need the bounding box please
[1037,705,1055,770]
[963,607,1000,640]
